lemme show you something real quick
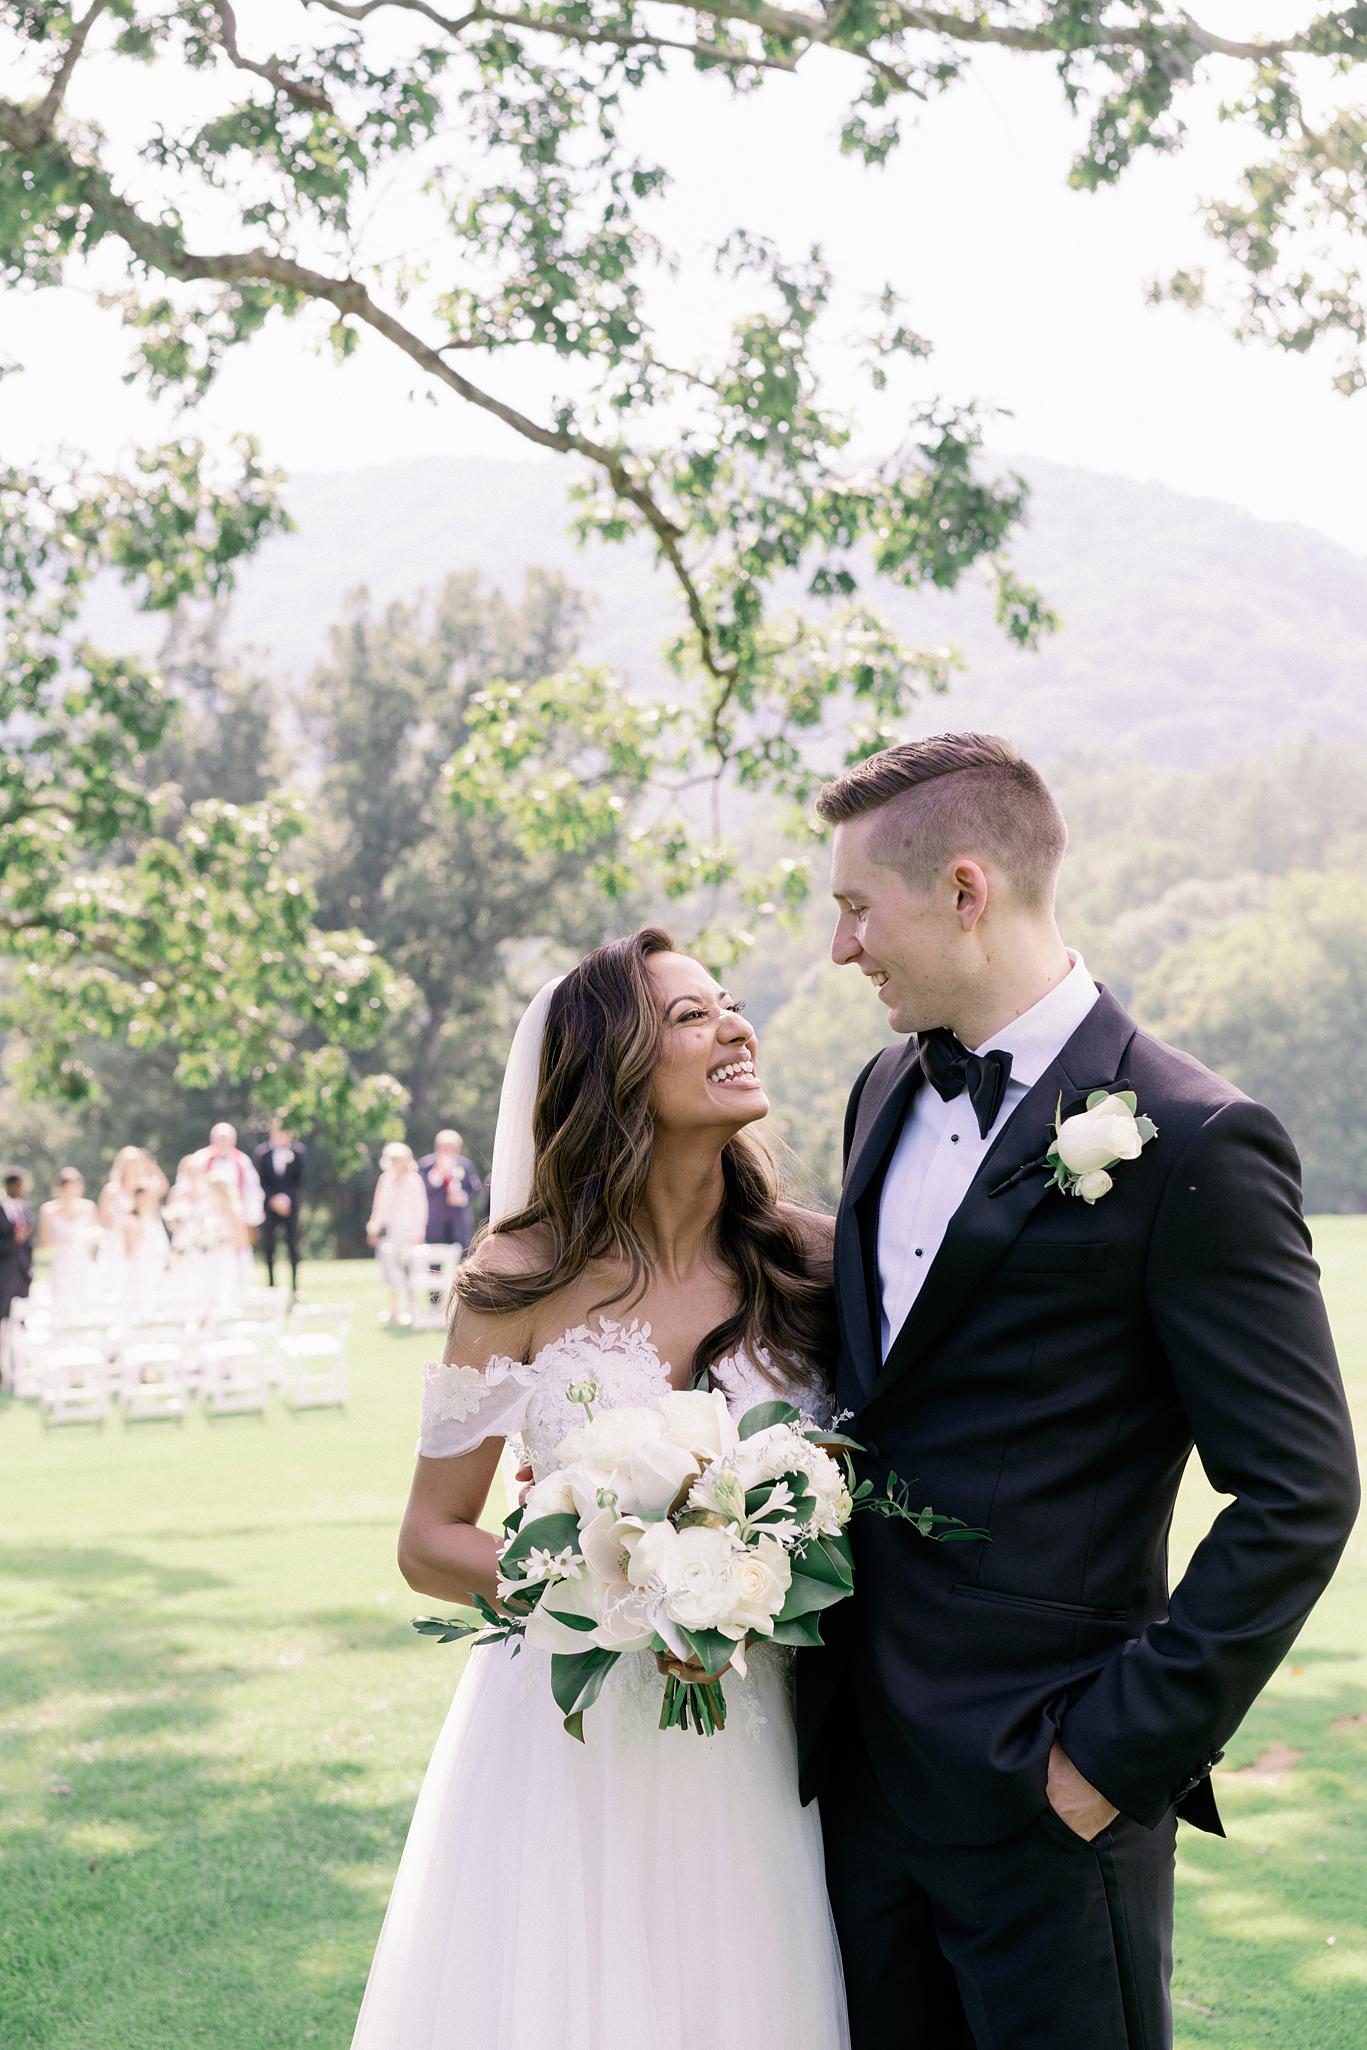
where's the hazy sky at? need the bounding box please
[2,2,1361,553]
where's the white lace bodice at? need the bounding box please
[419,1315,830,1472]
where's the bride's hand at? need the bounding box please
[515,1464,534,1506]
[654,1650,733,1685]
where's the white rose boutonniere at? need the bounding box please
[1048,1090,1157,1204]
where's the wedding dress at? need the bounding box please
[350,1314,851,2050]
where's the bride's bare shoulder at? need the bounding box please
[464,1222,554,1279]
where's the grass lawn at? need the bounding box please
[0,1229,1363,2050]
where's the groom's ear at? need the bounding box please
[951,859,990,933]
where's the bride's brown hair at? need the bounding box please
[454,927,833,1390]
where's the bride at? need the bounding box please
[350,926,850,2050]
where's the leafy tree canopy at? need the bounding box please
[4,1,1360,946]
[0,437,409,1166]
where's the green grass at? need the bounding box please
[0,1235,1363,2050]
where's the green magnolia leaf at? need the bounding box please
[497,1511,582,1577]
[794,1534,855,1589]
[738,1400,803,1440]
[681,1626,735,1679]
[550,1646,618,1736]
[775,1569,850,1621]
[543,1607,598,1632]
[768,1612,826,1649]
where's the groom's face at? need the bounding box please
[829,815,962,1036]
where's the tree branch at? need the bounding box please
[307,0,800,75]
[206,1,336,113]
[0,98,732,683]
[35,0,113,126]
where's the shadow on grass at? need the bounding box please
[1172,1669,1367,2044]
[0,1577,414,2050]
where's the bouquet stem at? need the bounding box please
[659,1674,729,1735]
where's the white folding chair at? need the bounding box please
[199,1335,270,1418]
[277,1305,351,1412]
[38,1344,114,1427]
[406,1244,459,1332]
[118,1340,190,1422]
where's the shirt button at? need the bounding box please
[914,1248,924,1258]
[950,1133,960,1143]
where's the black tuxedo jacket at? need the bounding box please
[253,1142,306,1204]
[797,988,1359,1845]
[0,1201,33,1303]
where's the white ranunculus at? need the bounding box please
[657,1387,739,1462]
[554,1405,664,1471]
[720,1537,792,1639]
[628,1519,744,1633]
[1075,1168,1114,1204]
[1053,1096,1143,1176]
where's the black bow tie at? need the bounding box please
[917,1028,1013,1140]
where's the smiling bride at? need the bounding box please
[349,926,850,2050]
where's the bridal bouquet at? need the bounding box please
[415,1384,982,1740]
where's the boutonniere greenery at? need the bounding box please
[1048,1090,1157,1204]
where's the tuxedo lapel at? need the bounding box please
[868,988,1138,1407]
[836,1040,924,1401]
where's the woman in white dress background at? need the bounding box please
[350,926,849,2050]
[365,1142,430,1327]
[96,1146,168,1324]
[37,1168,100,1323]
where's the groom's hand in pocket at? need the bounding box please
[1046,1741,1119,1841]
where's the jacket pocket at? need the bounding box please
[952,1584,1129,1624]
[996,1241,1110,1275]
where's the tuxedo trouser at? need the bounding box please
[823,1737,1176,2050]
[259,1209,301,1286]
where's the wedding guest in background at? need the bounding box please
[97,1147,167,1320]
[38,1169,100,1324]
[127,1179,171,1323]
[417,1129,483,1253]
[0,1169,34,1385]
[165,1155,213,1315]
[253,1114,306,1301]
[192,1123,265,1284]
[366,1141,429,1327]
[203,1166,248,1319]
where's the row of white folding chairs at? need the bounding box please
[18,1307,352,1426]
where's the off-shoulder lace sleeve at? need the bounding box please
[417,1354,541,1459]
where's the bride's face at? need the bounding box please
[646,953,768,1135]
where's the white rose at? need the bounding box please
[1053,1096,1143,1176]
[657,1387,739,1462]
[721,1537,793,1638]
[1075,1168,1114,1204]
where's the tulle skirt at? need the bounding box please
[350,1638,850,2050]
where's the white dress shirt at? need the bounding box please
[877,953,1100,1358]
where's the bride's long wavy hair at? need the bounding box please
[454,927,834,1390]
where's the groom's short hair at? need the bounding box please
[815,733,1067,909]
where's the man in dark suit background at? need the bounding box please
[253,1115,306,1299]
[0,1168,34,1386]
[801,734,1359,2050]
[417,1130,482,1252]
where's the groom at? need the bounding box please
[798,734,1360,2049]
